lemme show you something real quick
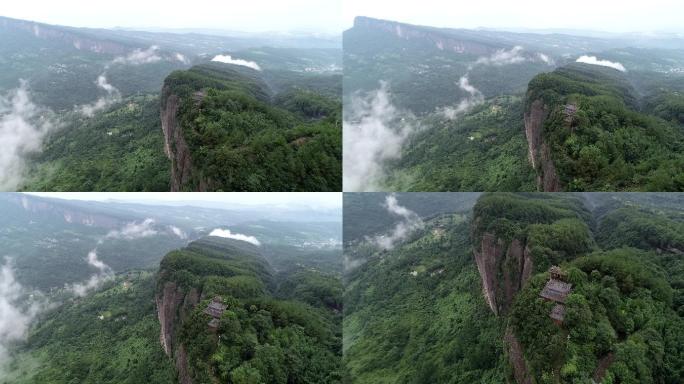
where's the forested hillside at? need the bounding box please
[156,236,343,383]
[344,192,684,383]
[343,16,684,192]
[525,64,684,191]
[162,62,342,191]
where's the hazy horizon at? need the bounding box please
[25,192,342,211]
[1,0,344,34]
[344,0,684,34]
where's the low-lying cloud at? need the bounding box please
[576,55,626,72]
[66,249,113,297]
[343,83,418,191]
[168,225,187,240]
[370,194,424,250]
[112,45,162,66]
[0,259,43,369]
[211,55,261,71]
[209,228,261,246]
[106,218,158,240]
[78,74,121,117]
[441,76,485,119]
[475,45,526,66]
[0,81,56,191]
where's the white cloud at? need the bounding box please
[111,46,162,66]
[538,52,554,65]
[576,55,626,72]
[475,45,526,66]
[0,81,56,190]
[343,83,418,191]
[209,228,261,246]
[211,55,261,71]
[78,74,121,117]
[0,260,43,369]
[66,249,113,297]
[370,194,424,250]
[175,53,189,64]
[168,225,187,240]
[106,218,157,240]
[441,75,485,119]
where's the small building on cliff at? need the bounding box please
[204,296,227,329]
[540,266,572,325]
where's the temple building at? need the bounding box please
[539,266,572,325]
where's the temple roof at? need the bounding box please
[540,279,572,303]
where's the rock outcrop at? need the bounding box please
[156,280,200,384]
[524,99,560,191]
[160,88,199,192]
[504,327,534,384]
[354,16,498,56]
[473,233,533,315]
[0,16,132,55]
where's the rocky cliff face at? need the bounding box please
[160,87,206,192]
[156,280,200,384]
[524,99,560,191]
[9,194,122,228]
[354,16,497,55]
[473,233,534,316]
[0,16,132,55]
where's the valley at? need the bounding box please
[343,192,684,383]
[0,16,342,191]
[343,17,684,192]
[0,193,343,383]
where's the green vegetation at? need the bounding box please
[344,192,684,383]
[23,95,170,191]
[384,97,537,191]
[510,249,683,383]
[5,272,176,384]
[158,237,343,383]
[164,63,341,191]
[344,214,507,383]
[527,64,684,191]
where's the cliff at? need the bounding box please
[155,237,273,382]
[159,62,342,191]
[0,16,133,55]
[472,232,534,315]
[353,16,500,55]
[160,86,201,192]
[523,99,560,191]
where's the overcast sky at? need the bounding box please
[1,0,344,34]
[26,192,342,211]
[344,0,684,33]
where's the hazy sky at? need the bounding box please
[1,0,344,33]
[26,192,342,210]
[344,0,684,33]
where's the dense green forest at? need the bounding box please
[384,96,537,191]
[22,95,170,191]
[157,236,343,383]
[5,271,176,384]
[164,63,342,191]
[344,192,684,383]
[526,64,684,191]
[344,213,508,383]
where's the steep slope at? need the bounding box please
[6,271,176,384]
[344,211,506,383]
[22,94,170,191]
[472,193,684,383]
[524,63,684,191]
[470,193,595,315]
[156,236,342,383]
[161,62,342,191]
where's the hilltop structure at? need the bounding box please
[539,266,572,325]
